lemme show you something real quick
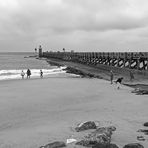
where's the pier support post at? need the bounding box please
[137,59,140,70]
[147,59,148,70]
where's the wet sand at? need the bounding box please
[0,77,147,148]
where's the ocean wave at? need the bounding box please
[0,66,67,80]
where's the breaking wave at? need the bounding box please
[0,66,67,80]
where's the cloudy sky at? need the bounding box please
[0,0,148,52]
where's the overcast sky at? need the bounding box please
[0,0,148,52]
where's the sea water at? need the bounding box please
[0,52,67,80]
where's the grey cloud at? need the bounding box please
[47,0,148,33]
[0,0,148,51]
[1,0,148,34]
[50,13,146,33]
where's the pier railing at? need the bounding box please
[42,52,148,70]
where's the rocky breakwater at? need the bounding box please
[39,120,145,148]
[75,121,117,148]
[46,59,102,78]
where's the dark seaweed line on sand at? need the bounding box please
[63,67,103,78]
[46,60,103,79]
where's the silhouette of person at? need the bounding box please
[21,70,25,79]
[110,70,114,84]
[27,69,31,78]
[130,71,134,82]
[40,69,43,78]
[116,77,124,89]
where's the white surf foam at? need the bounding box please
[0,66,67,80]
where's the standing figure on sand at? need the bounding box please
[21,70,25,79]
[130,70,134,82]
[21,69,44,79]
[110,70,114,84]
[27,69,31,78]
[40,69,43,78]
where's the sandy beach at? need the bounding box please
[0,77,147,148]
[1,0,148,147]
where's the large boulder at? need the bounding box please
[40,141,66,148]
[123,143,144,148]
[92,143,119,148]
[137,129,148,135]
[132,89,148,95]
[75,126,116,147]
[137,136,145,141]
[143,122,148,127]
[75,121,97,132]
[85,126,115,144]
[75,140,98,147]
[94,126,116,136]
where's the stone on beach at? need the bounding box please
[93,126,116,137]
[131,88,148,95]
[76,126,116,146]
[123,143,144,148]
[137,136,145,141]
[75,121,97,132]
[39,141,66,148]
[143,122,148,127]
[92,143,119,148]
[137,129,148,135]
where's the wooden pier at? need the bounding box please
[41,52,148,71]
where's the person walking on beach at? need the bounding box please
[21,70,25,79]
[40,69,43,78]
[27,69,31,78]
[110,70,114,84]
[115,77,123,89]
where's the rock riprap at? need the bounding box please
[123,143,144,148]
[39,141,66,148]
[75,121,97,132]
[92,143,119,148]
[143,122,148,127]
[76,126,116,147]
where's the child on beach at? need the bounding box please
[21,70,25,79]
[40,70,43,78]
[115,77,123,89]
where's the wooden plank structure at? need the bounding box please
[41,51,148,71]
